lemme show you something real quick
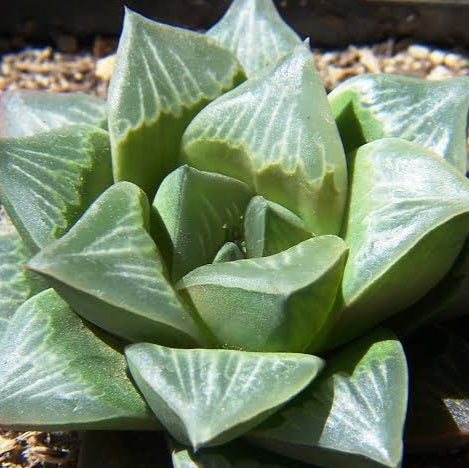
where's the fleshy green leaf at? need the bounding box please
[28,182,205,347]
[0,124,112,252]
[170,438,311,468]
[0,224,45,336]
[244,195,313,258]
[153,165,252,282]
[183,43,347,235]
[177,236,347,352]
[125,343,324,450]
[405,324,469,450]
[207,0,301,76]
[213,242,244,263]
[323,138,469,350]
[108,8,245,198]
[0,90,107,137]
[0,289,158,430]
[329,74,469,173]
[389,237,469,335]
[250,329,408,468]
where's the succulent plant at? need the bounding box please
[1,0,469,466]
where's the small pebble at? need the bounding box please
[408,44,430,60]
[429,49,446,66]
[444,52,461,68]
[427,65,453,80]
[95,54,116,81]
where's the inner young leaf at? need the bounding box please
[153,165,253,282]
[177,236,348,352]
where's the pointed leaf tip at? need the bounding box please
[0,90,107,138]
[0,289,157,430]
[183,44,347,235]
[28,182,205,347]
[327,138,469,349]
[153,165,252,282]
[108,8,245,198]
[207,0,302,76]
[251,329,408,468]
[329,74,469,173]
[126,343,324,450]
[0,124,112,252]
[178,236,347,352]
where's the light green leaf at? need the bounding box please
[207,0,301,76]
[0,90,107,137]
[244,195,313,258]
[0,224,45,336]
[325,138,469,350]
[0,289,158,430]
[153,165,252,282]
[329,74,469,173]
[108,8,245,198]
[170,438,311,468]
[251,329,408,468]
[177,236,347,352]
[28,182,205,347]
[183,44,347,235]
[213,242,244,263]
[0,124,112,252]
[125,343,324,450]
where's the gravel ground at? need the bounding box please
[0,39,468,467]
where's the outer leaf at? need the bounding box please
[153,165,252,282]
[244,195,313,258]
[28,182,205,347]
[324,138,469,350]
[125,343,324,450]
[0,90,107,137]
[405,325,469,450]
[207,0,301,76]
[251,329,408,468]
[183,44,347,235]
[108,8,245,198]
[0,289,158,430]
[170,438,311,468]
[0,124,112,252]
[329,75,469,173]
[177,236,348,352]
[213,242,244,263]
[0,224,45,336]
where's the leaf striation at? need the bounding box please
[0,124,112,252]
[0,90,107,137]
[251,329,408,468]
[207,0,302,76]
[126,343,324,450]
[28,182,205,347]
[0,289,158,430]
[329,75,469,173]
[108,8,245,198]
[183,44,347,235]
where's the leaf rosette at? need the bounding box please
[1,0,469,466]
